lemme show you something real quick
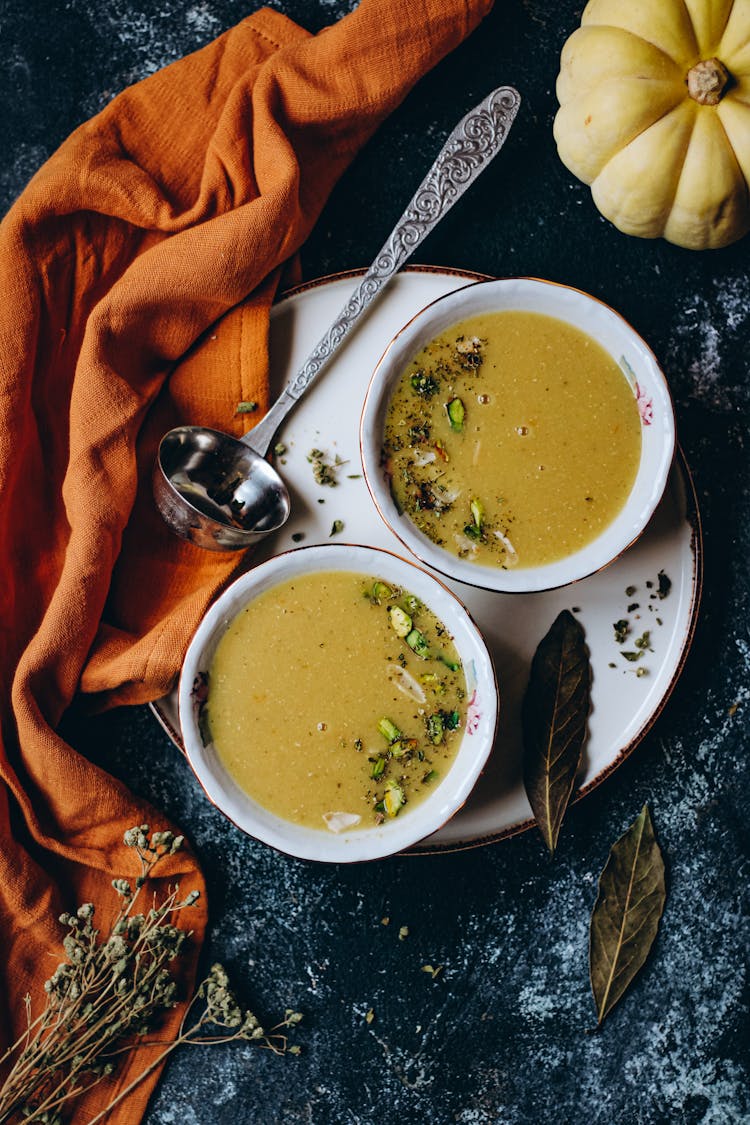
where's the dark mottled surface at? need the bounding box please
[4,1,750,1122]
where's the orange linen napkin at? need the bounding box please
[0,0,493,1120]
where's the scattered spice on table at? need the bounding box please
[307,447,346,487]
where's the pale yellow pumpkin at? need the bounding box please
[554,0,750,249]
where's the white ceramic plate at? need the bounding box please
[151,267,702,854]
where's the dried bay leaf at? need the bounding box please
[522,609,591,854]
[590,805,666,1025]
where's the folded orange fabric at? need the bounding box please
[0,0,493,1119]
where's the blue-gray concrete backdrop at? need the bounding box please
[2,2,748,1122]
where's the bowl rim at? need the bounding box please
[178,541,499,863]
[359,275,676,594]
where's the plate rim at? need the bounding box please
[149,264,703,856]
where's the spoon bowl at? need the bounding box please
[154,426,290,551]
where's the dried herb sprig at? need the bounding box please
[0,827,300,1125]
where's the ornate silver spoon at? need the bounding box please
[153,85,521,551]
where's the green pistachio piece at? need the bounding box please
[427,713,445,744]
[383,781,405,817]
[446,397,465,432]
[388,605,413,638]
[406,629,430,659]
[377,718,401,743]
[371,581,393,601]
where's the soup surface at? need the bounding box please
[206,571,467,832]
[383,311,642,569]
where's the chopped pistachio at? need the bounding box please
[384,782,405,818]
[388,605,413,638]
[621,650,643,662]
[235,400,258,414]
[329,519,344,536]
[273,442,287,456]
[634,630,651,650]
[420,672,445,695]
[447,397,465,432]
[427,713,445,744]
[625,585,637,597]
[390,738,416,760]
[371,581,393,602]
[406,628,430,659]
[377,718,401,744]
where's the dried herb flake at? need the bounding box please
[613,619,629,644]
[657,570,672,599]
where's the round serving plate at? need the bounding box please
[151,266,702,855]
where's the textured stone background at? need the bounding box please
[3,1,749,1122]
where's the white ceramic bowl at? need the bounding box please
[179,543,498,862]
[360,277,675,593]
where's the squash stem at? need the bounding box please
[687,57,730,105]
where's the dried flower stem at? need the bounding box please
[0,828,301,1125]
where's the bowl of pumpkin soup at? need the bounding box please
[360,277,675,593]
[179,544,498,862]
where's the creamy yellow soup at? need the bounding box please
[205,571,466,832]
[383,311,642,569]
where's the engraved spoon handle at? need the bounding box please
[244,85,521,457]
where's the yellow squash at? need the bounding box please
[554,0,750,249]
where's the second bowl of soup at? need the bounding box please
[360,277,675,593]
[179,543,498,862]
